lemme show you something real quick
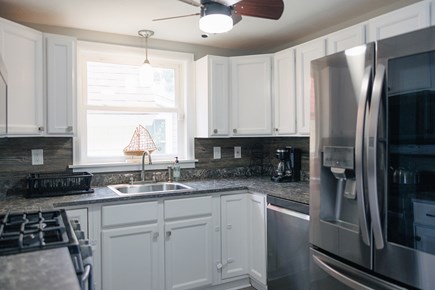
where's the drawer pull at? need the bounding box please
[426,213,435,218]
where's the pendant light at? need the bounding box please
[138,29,154,86]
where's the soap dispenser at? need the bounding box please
[173,157,181,181]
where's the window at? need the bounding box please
[75,41,194,167]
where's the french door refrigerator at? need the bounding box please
[310,26,435,290]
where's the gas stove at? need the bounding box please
[0,209,93,290]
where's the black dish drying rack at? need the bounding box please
[27,171,94,198]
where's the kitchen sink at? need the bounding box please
[108,182,194,196]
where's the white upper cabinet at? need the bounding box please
[0,17,44,135]
[44,33,76,135]
[195,55,229,137]
[367,1,430,42]
[273,48,297,136]
[295,38,326,135]
[326,23,366,55]
[230,55,272,136]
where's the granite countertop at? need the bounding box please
[0,177,309,213]
[0,247,81,290]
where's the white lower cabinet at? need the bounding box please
[220,193,249,279]
[102,223,161,290]
[97,192,267,290]
[100,201,163,290]
[164,196,214,290]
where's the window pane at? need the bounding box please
[87,61,175,107]
[87,111,178,157]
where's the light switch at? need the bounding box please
[213,146,221,159]
[31,149,44,165]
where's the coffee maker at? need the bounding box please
[271,147,301,182]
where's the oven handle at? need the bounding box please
[81,264,94,290]
[267,203,309,221]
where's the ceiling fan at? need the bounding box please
[153,0,284,34]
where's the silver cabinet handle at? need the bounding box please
[166,231,171,238]
[213,129,218,134]
[66,126,73,132]
[367,64,386,250]
[355,65,372,246]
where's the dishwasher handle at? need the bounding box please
[267,203,310,221]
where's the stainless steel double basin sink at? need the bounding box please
[108,182,194,196]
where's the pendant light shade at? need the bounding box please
[138,29,154,86]
[199,3,233,34]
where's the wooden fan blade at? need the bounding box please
[153,13,200,21]
[178,0,202,7]
[234,0,284,20]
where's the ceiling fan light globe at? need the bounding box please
[199,14,233,33]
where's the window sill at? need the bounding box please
[70,159,197,173]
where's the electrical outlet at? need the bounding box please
[213,146,221,159]
[31,149,44,165]
[234,146,241,159]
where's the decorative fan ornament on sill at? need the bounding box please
[153,0,284,34]
[123,125,157,162]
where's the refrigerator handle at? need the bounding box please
[312,254,374,290]
[355,66,372,246]
[367,64,385,250]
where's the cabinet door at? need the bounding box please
[195,56,229,137]
[231,55,272,135]
[45,33,76,135]
[102,224,161,290]
[165,216,213,290]
[295,38,326,135]
[273,48,297,135]
[326,24,366,55]
[221,194,248,279]
[0,18,43,135]
[367,1,430,42]
[247,194,266,285]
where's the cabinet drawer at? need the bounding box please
[413,202,435,226]
[165,196,212,219]
[102,201,158,227]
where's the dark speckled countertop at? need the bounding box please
[0,177,309,213]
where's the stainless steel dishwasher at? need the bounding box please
[267,195,310,290]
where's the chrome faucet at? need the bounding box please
[141,150,152,182]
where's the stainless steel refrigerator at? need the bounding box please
[310,26,435,290]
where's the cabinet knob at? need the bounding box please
[166,231,172,238]
[233,129,237,133]
[227,258,235,264]
[275,128,279,132]
[66,126,73,132]
[216,263,223,270]
[213,129,218,134]
[38,126,44,132]
[153,232,159,240]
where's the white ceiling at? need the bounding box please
[0,0,421,52]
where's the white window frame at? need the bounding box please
[72,41,195,172]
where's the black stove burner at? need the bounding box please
[0,209,72,255]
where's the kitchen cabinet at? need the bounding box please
[230,55,272,136]
[0,17,44,135]
[220,193,249,279]
[164,196,214,290]
[247,193,267,285]
[101,201,163,290]
[295,38,326,135]
[273,48,297,135]
[367,1,430,42]
[44,33,76,135]
[195,55,230,137]
[326,23,366,55]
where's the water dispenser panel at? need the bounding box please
[323,146,354,169]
